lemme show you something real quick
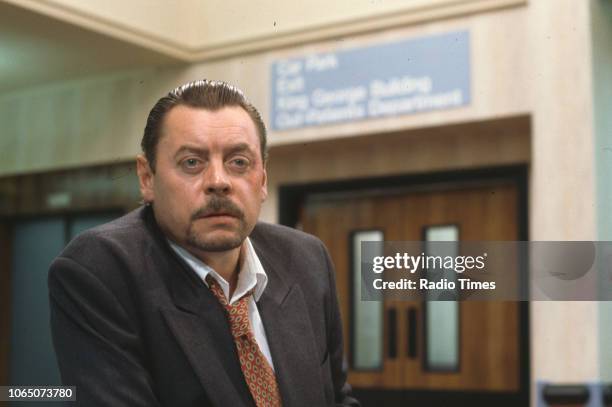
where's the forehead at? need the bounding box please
[159,105,259,149]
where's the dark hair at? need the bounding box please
[141,79,267,171]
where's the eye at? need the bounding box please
[229,157,250,170]
[180,157,203,173]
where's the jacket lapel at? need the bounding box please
[157,248,255,407]
[254,243,328,407]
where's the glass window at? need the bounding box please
[351,230,384,370]
[424,225,460,371]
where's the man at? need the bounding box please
[48,80,359,407]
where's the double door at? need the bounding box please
[300,180,526,405]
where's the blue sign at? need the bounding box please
[270,31,471,130]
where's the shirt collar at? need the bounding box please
[168,237,268,304]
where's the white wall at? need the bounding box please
[527,1,599,403]
[0,68,182,175]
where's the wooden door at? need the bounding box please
[300,181,524,401]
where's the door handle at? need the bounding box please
[407,307,418,359]
[387,308,397,359]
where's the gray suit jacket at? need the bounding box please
[48,206,359,407]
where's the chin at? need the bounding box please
[187,231,245,252]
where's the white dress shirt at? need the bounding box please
[168,238,275,370]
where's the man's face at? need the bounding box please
[137,105,267,254]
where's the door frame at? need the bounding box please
[278,165,530,406]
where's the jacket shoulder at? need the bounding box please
[49,207,156,283]
[65,207,150,250]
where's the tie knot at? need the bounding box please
[206,275,228,305]
[207,276,253,338]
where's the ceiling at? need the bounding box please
[0,1,183,94]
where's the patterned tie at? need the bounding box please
[207,277,282,407]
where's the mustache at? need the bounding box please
[191,196,244,220]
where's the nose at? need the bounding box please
[204,159,231,195]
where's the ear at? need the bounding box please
[136,154,155,203]
[260,167,268,202]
